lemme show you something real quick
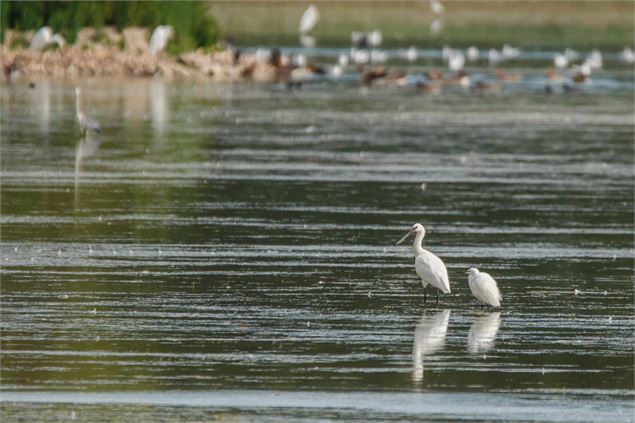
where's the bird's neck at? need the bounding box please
[412,231,425,255]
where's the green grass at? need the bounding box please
[1,1,219,52]
[210,0,634,50]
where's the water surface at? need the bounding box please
[1,69,634,421]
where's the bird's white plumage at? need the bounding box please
[467,268,502,307]
[149,25,174,56]
[397,223,451,296]
[299,5,319,34]
[415,251,451,293]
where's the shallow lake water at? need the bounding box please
[1,60,634,421]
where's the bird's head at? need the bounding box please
[466,267,479,275]
[396,223,425,245]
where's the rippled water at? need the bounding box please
[1,65,634,421]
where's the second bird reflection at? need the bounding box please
[467,312,501,355]
[412,309,451,382]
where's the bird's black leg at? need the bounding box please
[423,287,427,304]
[480,302,484,309]
[436,289,439,306]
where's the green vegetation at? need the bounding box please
[1,1,218,52]
[210,0,633,51]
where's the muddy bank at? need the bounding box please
[1,26,305,83]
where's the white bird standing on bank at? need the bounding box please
[397,223,451,304]
[75,87,101,137]
[29,26,65,51]
[430,0,445,15]
[149,25,174,56]
[553,53,568,69]
[466,268,502,308]
[299,4,319,34]
[619,47,635,64]
[466,46,479,61]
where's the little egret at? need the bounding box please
[29,26,65,51]
[397,223,451,304]
[149,25,174,56]
[553,53,568,69]
[466,46,479,61]
[466,268,502,308]
[75,87,101,137]
[299,4,319,34]
[430,0,445,15]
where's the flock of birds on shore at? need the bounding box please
[285,2,635,93]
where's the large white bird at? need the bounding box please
[29,26,65,51]
[75,87,101,137]
[619,47,635,64]
[397,223,451,303]
[466,267,502,307]
[149,25,174,56]
[299,4,319,34]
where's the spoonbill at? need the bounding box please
[75,87,101,137]
[466,267,502,308]
[299,4,319,34]
[397,223,451,304]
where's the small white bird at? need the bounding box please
[488,48,501,66]
[29,26,65,51]
[553,53,569,69]
[337,53,350,67]
[149,25,174,56]
[619,47,634,64]
[405,46,418,63]
[367,30,383,48]
[430,0,445,15]
[466,268,502,308]
[584,49,603,70]
[299,4,319,34]
[397,223,451,304]
[501,44,521,59]
[448,51,465,71]
[466,46,479,61]
[75,87,101,137]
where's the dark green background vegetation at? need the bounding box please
[1,1,218,52]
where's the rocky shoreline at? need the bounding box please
[1,26,305,83]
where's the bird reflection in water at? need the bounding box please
[74,135,101,209]
[412,309,451,382]
[467,312,501,354]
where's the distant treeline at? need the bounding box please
[1,1,218,52]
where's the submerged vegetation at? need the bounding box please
[1,1,218,53]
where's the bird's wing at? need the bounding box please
[415,251,450,293]
[475,273,501,306]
